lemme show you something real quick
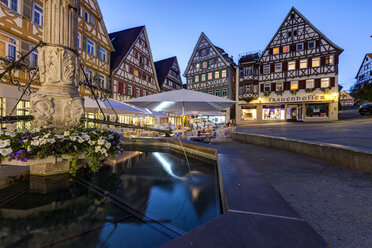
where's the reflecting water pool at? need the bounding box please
[0,148,221,248]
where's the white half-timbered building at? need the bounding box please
[354,53,372,91]
[110,26,160,101]
[184,32,235,100]
[154,56,182,91]
[237,7,343,123]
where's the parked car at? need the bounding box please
[359,103,372,115]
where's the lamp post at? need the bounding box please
[30,0,84,129]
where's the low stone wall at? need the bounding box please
[232,132,372,173]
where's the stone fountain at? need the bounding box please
[30,0,84,129]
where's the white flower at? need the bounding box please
[78,137,84,143]
[88,140,96,145]
[70,136,77,141]
[97,139,105,145]
[0,140,11,148]
[100,148,107,154]
[95,146,101,153]
[105,142,111,149]
[64,131,70,136]
[47,139,56,144]
[40,139,47,145]
[31,140,40,146]
[27,146,32,152]
[5,131,16,137]
[31,127,41,133]
[55,134,64,139]
[0,148,12,156]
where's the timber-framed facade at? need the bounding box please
[110,26,160,101]
[236,7,343,124]
[154,56,182,91]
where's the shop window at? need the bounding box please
[263,65,270,74]
[306,104,328,118]
[208,90,213,95]
[288,61,295,70]
[312,57,320,67]
[275,63,282,72]
[241,107,257,121]
[283,46,289,53]
[201,74,206,81]
[215,89,220,96]
[325,56,334,65]
[264,84,270,92]
[306,79,314,89]
[290,81,298,90]
[321,78,330,88]
[215,71,220,79]
[300,59,307,69]
[276,82,283,91]
[253,85,258,93]
[17,100,30,129]
[222,69,227,78]
[263,107,285,120]
[273,47,279,55]
[246,84,252,93]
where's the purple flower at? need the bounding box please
[35,147,41,152]
[68,146,75,152]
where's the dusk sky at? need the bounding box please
[98,0,372,91]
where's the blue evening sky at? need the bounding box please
[98,0,372,91]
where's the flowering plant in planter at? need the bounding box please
[0,127,124,175]
[290,90,299,96]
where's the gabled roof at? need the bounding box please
[355,53,372,79]
[259,6,343,62]
[109,26,145,71]
[154,56,178,87]
[183,32,235,77]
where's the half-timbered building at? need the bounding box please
[235,52,260,124]
[154,56,182,91]
[184,33,235,99]
[237,7,343,123]
[110,26,160,101]
[0,0,113,125]
[353,53,372,91]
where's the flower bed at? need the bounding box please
[0,127,124,175]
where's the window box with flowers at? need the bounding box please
[320,87,331,94]
[263,91,271,97]
[305,88,315,93]
[275,91,284,96]
[290,90,299,95]
[0,127,124,176]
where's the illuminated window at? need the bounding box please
[263,65,270,74]
[325,56,334,65]
[290,81,298,90]
[202,61,207,69]
[134,69,139,77]
[264,84,270,92]
[275,63,282,72]
[195,75,199,83]
[201,74,206,81]
[288,61,295,70]
[273,47,279,54]
[300,59,307,69]
[201,49,207,57]
[283,46,289,53]
[17,100,30,129]
[321,78,330,88]
[276,82,283,91]
[222,69,227,78]
[196,63,200,69]
[312,57,320,67]
[296,43,304,51]
[306,79,314,89]
[33,4,43,26]
[253,85,258,93]
[215,71,220,79]
[208,72,212,80]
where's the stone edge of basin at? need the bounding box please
[232,132,372,173]
[125,137,329,248]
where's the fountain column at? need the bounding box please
[30,0,84,129]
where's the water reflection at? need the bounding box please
[0,149,221,247]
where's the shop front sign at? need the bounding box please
[268,94,326,103]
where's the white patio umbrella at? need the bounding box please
[84,97,148,115]
[125,89,236,137]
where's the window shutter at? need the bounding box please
[23,0,32,20]
[334,54,339,64]
[282,62,288,71]
[316,40,320,48]
[295,60,300,70]
[260,84,264,92]
[132,87,136,96]
[140,89,143,97]
[199,74,201,82]
[315,79,321,88]
[212,72,215,80]
[290,44,296,52]
[213,89,215,95]
[330,77,335,87]
[260,65,263,74]
[192,76,195,83]
[220,88,223,96]
[96,44,100,59]
[270,64,274,73]
[269,48,273,55]
[226,69,229,77]
[271,83,276,91]
[207,48,210,55]
[284,82,290,90]
[227,87,230,96]
[320,56,325,66]
[198,50,202,57]
[219,70,222,78]
[299,80,306,89]
[304,41,308,50]
[279,46,283,53]
[207,60,210,67]
[125,83,128,95]
[20,41,30,57]
[308,58,312,68]
[82,35,87,51]
[118,82,123,93]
